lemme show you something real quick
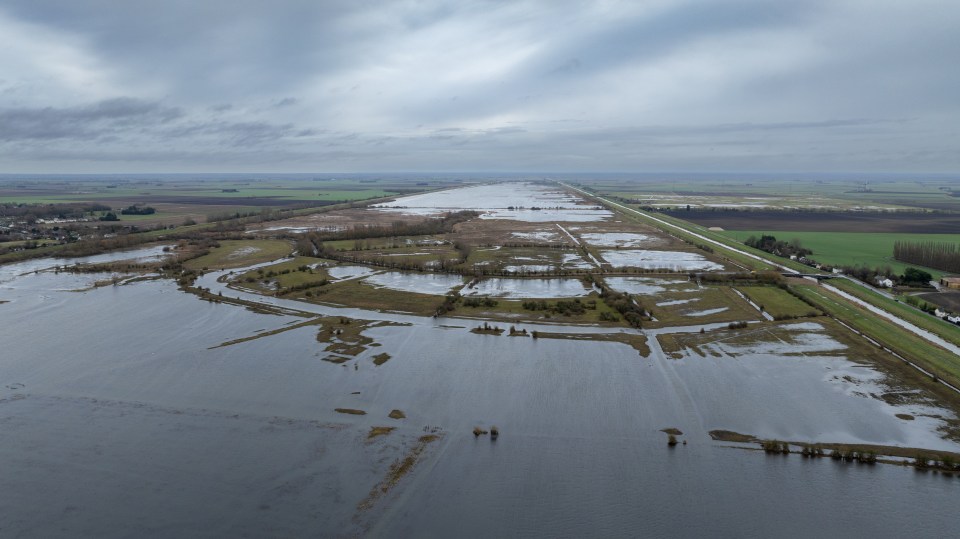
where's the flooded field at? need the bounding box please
[2,259,960,537]
[580,232,660,247]
[462,277,589,298]
[600,249,726,271]
[605,276,693,295]
[4,183,960,537]
[362,271,464,295]
[375,182,612,222]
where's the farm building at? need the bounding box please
[940,277,960,289]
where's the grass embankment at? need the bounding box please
[735,285,821,320]
[828,278,960,349]
[210,318,324,349]
[183,239,293,270]
[722,230,958,279]
[792,284,960,389]
[533,331,650,357]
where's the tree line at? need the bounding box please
[893,240,960,273]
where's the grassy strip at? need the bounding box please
[209,318,324,349]
[792,284,960,388]
[829,278,960,348]
[736,285,820,319]
[533,330,650,357]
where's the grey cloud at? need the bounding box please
[0,98,182,141]
[0,1,957,172]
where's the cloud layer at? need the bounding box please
[0,0,957,173]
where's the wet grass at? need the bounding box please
[358,431,443,512]
[367,426,396,440]
[209,317,324,349]
[314,316,408,362]
[736,285,820,320]
[709,430,756,443]
[335,408,367,415]
[645,286,761,328]
[388,409,406,420]
[305,278,443,315]
[234,256,329,293]
[372,353,391,366]
[183,239,293,270]
[533,331,650,357]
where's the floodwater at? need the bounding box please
[600,249,726,271]
[605,276,692,295]
[362,271,464,295]
[374,182,612,222]
[462,277,589,298]
[327,264,378,280]
[2,251,960,537]
[580,232,660,247]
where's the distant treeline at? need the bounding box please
[1,202,111,220]
[893,240,960,273]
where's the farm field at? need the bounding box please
[719,230,960,278]
[576,174,960,212]
[660,209,960,234]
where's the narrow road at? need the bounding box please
[555,224,602,268]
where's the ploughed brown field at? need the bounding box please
[661,209,960,233]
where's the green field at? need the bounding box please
[721,230,960,278]
[736,285,820,319]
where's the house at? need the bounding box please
[875,277,895,288]
[940,277,960,289]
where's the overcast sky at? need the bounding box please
[0,0,957,174]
